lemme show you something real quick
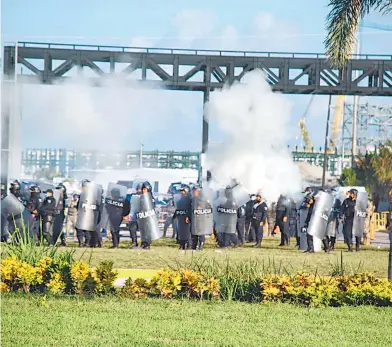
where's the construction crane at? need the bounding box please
[328,22,392,152]
[298,95,315,151]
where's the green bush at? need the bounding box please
[1,256,391,307]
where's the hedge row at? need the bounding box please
[1,256,391,307]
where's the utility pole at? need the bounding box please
[322,95,332,189]
[351,25,361,167]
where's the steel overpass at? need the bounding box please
[2,42,392,183]
[4,42,392,96]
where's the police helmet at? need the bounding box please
[111,187,121,198]
[349,189,358,196]
[141,181,152,192]
[56,182,67,192]
[10,180,21,189]
[29,185,41,193]
[180,184,190,194]
[81,179,90,187]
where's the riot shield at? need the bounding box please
[232,184,249,207]
[75,182,103,232]
[353,191,368,238]
[130,194,140,222]
[214,193,238,234]
[20,182,31,202]
[52,188,65,243]
[100,182,127,231]
[53,189,65,213]
[191,189,213,236]
[326,198,341,237]
[175,194,192,240]
[1,194,25,217]
[307,191,334,240]
[1,194,34,238]
[137,192,162,243]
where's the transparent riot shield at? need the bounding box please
[307,191,334,240]
[100,182,127,231]
[137,192,162,243]
[191,188,213,236]
[353,191,368,238]
[75,182,103,232]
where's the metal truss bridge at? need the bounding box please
[3,42,392,96]
[2,41,392,183]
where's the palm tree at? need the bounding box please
[325,0,392,68]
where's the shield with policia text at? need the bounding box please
[307,191,334,240]
[137,192,162,243]
[353,191,368,238]
[191,188,213,236]
[214,188,238,234]
[75,182,103,232]
[100,182,127,231]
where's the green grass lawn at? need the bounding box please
[65,237,389,277]
[2,295,392,347]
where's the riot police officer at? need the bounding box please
[53,183,68,246]
[341,189,359,252]
[252,193,268,248]
[236,204,246,245]
[274,195,290,246]
[190,186,209,251]
[129,184,141,248]
[75,179,93,247]
[303,193,316,253]
[245,195,256,242]
[39,189,56,245]
[9,180,22,201]
[174,185,192,250]
[106,187,130,249]
[139,181,158,250]
[25,185,42,239]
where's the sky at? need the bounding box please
[1,0,392,151]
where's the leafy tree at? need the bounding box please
[325,0,392,67]
[340,167,357,186]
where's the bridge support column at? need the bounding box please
[200,61,211,184]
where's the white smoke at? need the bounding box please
[18,74,200,151]
[205,70,302,202]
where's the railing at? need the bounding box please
[370,212,389,241]
[6,41,392,60]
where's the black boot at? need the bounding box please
[348,244,353,252]
[254,242,261,248]
[198,242,204,251]
[355,237,361,252]
[330,237,336,251]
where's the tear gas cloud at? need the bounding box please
[205,70,302,202]
[17,74,200,151]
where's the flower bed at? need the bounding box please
[1,256,391,307]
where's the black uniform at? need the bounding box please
[25,192,41,239]
[275,196,290,246]
[304,201,315,252]
[174,194,192,250]
[251,200,268,247]
[341,197,357,251]
[236,205,246,245]
[288,200,298,238]
[75,194,102,248]
[111,198,130,248]
[245,199,256,242]
[39,196,56,245]
[53,190,68,246]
